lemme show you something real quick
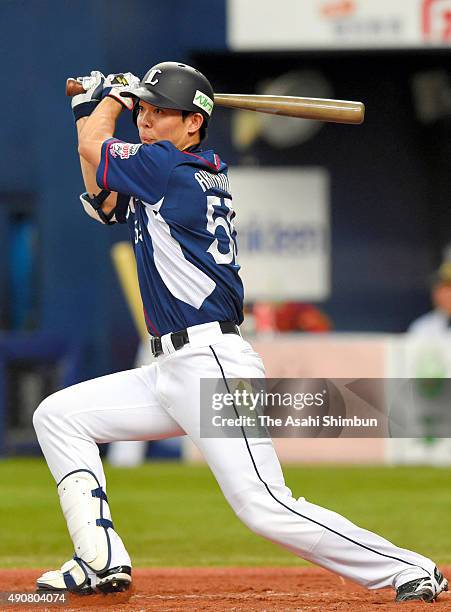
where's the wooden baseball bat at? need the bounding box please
[66,78,364,125]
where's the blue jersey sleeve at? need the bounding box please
[96,139,176,203]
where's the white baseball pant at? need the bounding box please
[33,322,436,589]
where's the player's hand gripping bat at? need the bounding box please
[66,78,364,125]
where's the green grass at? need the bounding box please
[0,459,450,568]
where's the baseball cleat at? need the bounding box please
[395,567,448,603]
[36,558,132,595]
[95,565,132,594]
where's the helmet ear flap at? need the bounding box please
[132,100,139,126]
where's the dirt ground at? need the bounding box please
[0,566,450,611]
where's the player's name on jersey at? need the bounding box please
[194,169,231,193]
[211,415,379,428]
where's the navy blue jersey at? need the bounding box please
[96,139,244,336]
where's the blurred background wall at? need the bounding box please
[1,0,227,379]
[1,0,450,458]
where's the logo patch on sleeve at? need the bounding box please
[110,142,142,159]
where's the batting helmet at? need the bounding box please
[121,61,214,130]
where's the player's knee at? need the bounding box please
[33,391,67,435]
[240,511,269,538]
[235,499,271,538]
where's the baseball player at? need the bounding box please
[33,63,447,603]
[408,261,451,335]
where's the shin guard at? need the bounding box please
[58,470,113,572]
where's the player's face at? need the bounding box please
[136,100,202,150]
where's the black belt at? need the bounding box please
[150,321,239,358]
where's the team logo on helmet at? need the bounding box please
[144,69,162,86]
[193,90,214,116]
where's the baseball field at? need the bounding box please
[0,458,450,610]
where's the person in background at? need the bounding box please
[274,302,332,333]
[251,302,332,334]
[408,262,451,335]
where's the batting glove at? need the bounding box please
[102,72,140,110]
[71,71,105,122]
